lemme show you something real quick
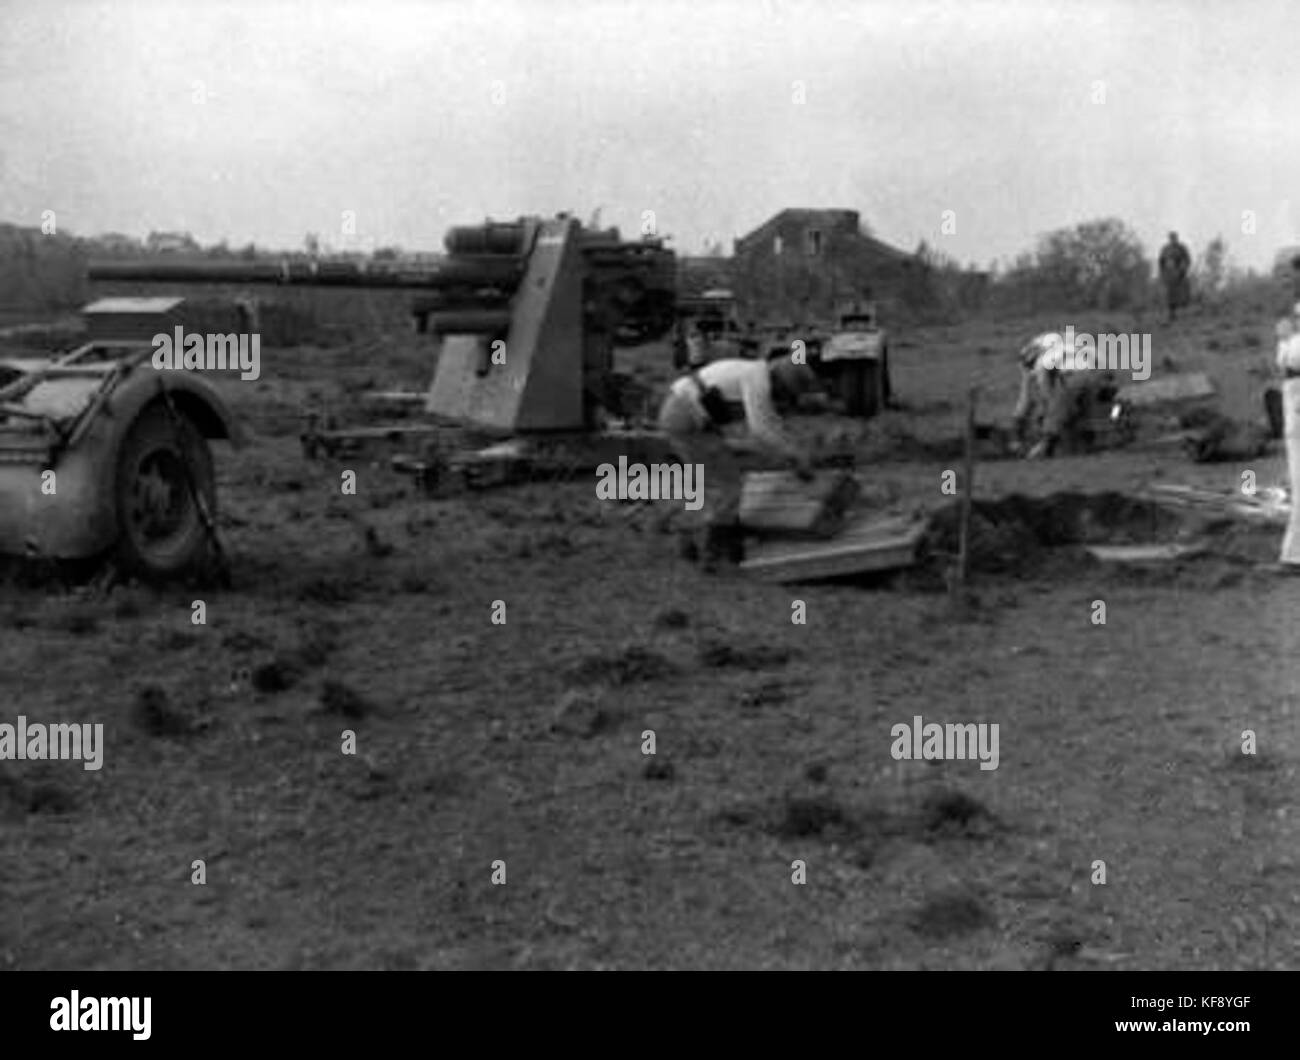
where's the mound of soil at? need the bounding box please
[923,491,1191,576]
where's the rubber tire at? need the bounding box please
[836,362,857,415]
[1265,387,1284,440]
[113,404,216,581]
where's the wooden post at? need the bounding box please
[954,386,979,598]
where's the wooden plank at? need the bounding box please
[455,439,529,462]
[1230,502,1290,524]
[1141,482,1290,524]
[1085,542,1208,563]
[738,470,861,538]
[740,513,927,582]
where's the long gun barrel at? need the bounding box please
[88,216,676,343]
[87,215,678,433]
[88,256,525,291]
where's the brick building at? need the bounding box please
[730,208,927,325]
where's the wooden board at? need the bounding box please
[738,470,861,538]
[741,512,927,582]
[1142,483,1290,524]
[360,391,427,413]
[1085,542,1208,564]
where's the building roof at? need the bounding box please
[735,208,915,262]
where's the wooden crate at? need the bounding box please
[738,470,861,538]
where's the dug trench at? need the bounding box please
[909,490,1280,589]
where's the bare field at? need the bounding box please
[2,305,1298,970]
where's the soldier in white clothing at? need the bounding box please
[1011,330,1116,458]
[657,353,819,568]
[1275,302,1300,566]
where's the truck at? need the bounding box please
[753,299,893,418]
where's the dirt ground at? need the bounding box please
[2,303,1298,970]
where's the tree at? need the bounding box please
[1194,235,1228,300]
[909,240,988,316]
[914,239,961,272]
[998,217,1150,311]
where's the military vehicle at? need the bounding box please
[752,299,893,418]
[0,299,244,581]
[0,215,679,582]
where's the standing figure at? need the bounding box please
[1266,255,1300,439]
[1276,302,1300,566]
[1158,232,1192,323]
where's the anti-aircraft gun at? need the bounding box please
[89,214,677,433]
[0,215,674,583]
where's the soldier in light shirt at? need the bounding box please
[1012,331,1080,458]
[658,354,818,569]
[1275,303,1300,566]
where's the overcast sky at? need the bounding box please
[1,0,1297,269]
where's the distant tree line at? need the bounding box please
[898,217,1291,322]
[79,230,427,263]
[981,219,1274,317]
